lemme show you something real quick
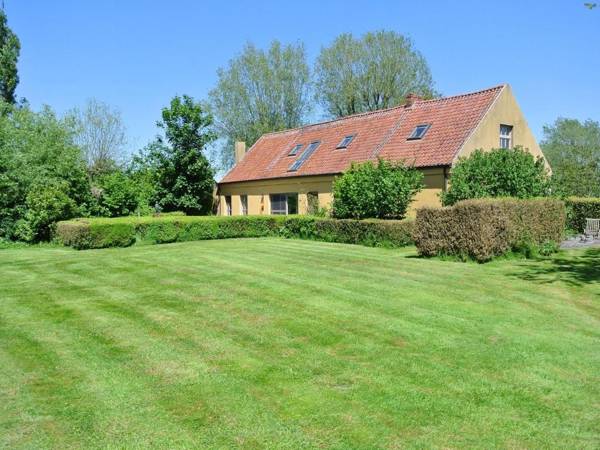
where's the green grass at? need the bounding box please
[0,239,598,449]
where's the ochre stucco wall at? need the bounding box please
[456,85,549,170]
[218,168,446,216]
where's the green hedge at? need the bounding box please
[56,221,136,250]
[565,197,600,232]
[55,215,415,250]
[282,216,414,247]
[414,198,566,262]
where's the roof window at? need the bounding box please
[288,143,303,156]
[289,141,320,171]
[336,134,355,149]
[408,124,430,140]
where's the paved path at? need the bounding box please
[560,236,600,250]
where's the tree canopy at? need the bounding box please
[0,9,20,104]
[137,95,216,215]
[314,31,436,118]
[541,118,600,197]
[0,102,91,241]
[68,99,127,177]
[209,41,311,169]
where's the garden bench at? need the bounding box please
[584,218,600,240]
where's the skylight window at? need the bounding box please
[289,141,320,171]
[288,143,303,156]
[408,124,430,140]
[336,134,355,149]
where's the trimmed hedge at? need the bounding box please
[55,215,415,250]
[56,221,136,250]
[565,197,600,232]
[414,198,566,262]
[282,216,415,248]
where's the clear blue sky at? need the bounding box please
[8,0,600,155]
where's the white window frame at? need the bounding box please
[500,124,513,149]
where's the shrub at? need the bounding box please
[92,171,140,217]
[56,220,136,250]
[282,216,415,248]
[441,148,551,206]
[414,198,565,262]
[137,216,284,244]
[565,197,600,233]
[56,216,286,249]
[16,181,79,242]
[55,215,415,250]
[332,159,423,219]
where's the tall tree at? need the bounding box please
[68,99,127,177]
[0,103,91,241]
[315,31,436,118]
[209,41,311,169]
[541,118,600,197]
[139,95,216,215]
[0,8,20,104]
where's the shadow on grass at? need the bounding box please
[510,247,600,288]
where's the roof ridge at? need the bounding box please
[259,84,508,137]
[416,84,506,105]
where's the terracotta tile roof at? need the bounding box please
[219,85,505,184]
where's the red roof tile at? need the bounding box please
[220,85,504,183]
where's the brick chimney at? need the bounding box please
[404,93,423,108]
[234,141,247,164]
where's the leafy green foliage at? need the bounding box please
[282,216,415,248]
[441,148,551,206]
[56,219,136,249]
[209,41,311,168]
[0,103,91,241]
[414,198,565,262]
[565,197,600,232]
[332,159,423,219]
[56,215,415,250]
[16,181,78,242]
[0,10,20,104]
[541,118,600,197]
[315,31,436,118]
[137,96,216,215]
[92,170,140,217]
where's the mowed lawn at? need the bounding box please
[0,239,598,449]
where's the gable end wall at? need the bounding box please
[455,85,549,171]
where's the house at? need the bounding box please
[217,84,548,216]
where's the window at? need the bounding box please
[500,124,513,149]
[289,141,320,171]
[240,195,248,215]
[270,194,286,215]
[336,135,355,149]
[408,124,430,140]
[270,193,298,215]
[307,192,319,215]
[288,143,303,156]
[225,195,232,216]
